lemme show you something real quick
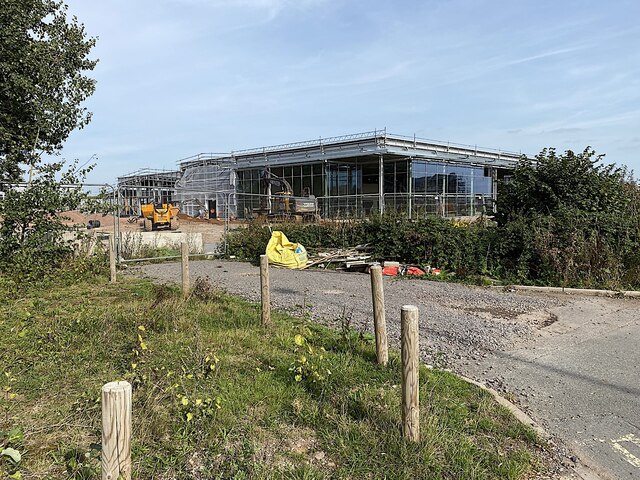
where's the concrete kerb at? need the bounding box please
[492,284,640,298]
[457,374,548,439]
[455,373,605,480]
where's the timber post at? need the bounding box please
[181,242,190,299]
[401,305,420,442]
[101,381,132,480]
[369,265,388,365]
[109,235,117,283]
[260,254,271,325]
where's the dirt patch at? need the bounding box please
[252,424,336,472]
[58,210,230,241]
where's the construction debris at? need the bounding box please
[304,245,371,269]
[304,245,441,277]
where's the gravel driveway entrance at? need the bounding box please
[132,259,563,370]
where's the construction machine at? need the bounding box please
[140,202,180,231]
[258,170,318,221]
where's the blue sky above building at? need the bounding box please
[61,0,640,183]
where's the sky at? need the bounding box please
[59,0,640,184]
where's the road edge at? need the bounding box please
[456,373,605,480]
[491,284,640,298]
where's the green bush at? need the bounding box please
[225,214,493,277]
[494,148,640,289]
[0,162,98,281]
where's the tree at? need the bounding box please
[0,0,97,277]
[493,147,640,288]
[0,161,93,277]
[496,147,632,224]
[0,0,97,182]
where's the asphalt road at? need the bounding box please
[134,260,640,479]
[468,295,640,479]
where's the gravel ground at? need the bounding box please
[130,259,567,371]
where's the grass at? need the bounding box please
[0,273,550,479]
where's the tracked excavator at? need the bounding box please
[258,170,318,222]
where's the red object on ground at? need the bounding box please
[406,266,426,276]
[431,269,441,275]
[382,266,399,276]
[381,265,426,276]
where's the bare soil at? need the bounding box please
[60,210,230,241]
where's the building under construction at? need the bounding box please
[117,169,181,216]
[118,130,524,219]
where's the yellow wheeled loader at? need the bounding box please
[140,203,180,231]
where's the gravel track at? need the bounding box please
[131,260,567,370]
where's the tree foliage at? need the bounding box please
[0,0,98,277]
[0,0,97,182]
[0,162,94,278]
[494,148,640,287]
[496,147,633,223]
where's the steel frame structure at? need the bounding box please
[179,129,522,170]
[117,168,181,216]
[117,130,526,221]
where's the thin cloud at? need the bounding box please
[542,127,587,135]
[293,61,415,91]
[503,45,589,67]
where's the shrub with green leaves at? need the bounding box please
[494,148,640,288]
[0,162,94,280]
[225,214,491,277]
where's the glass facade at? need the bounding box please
[411,161,493,216]
[236,164,325,217]
[328,164,360,196]
[237,164,324,197]
[235,159,494,218]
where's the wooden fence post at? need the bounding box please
[181,242,190,299]
[109,235,117,284]
[101,381,132,480]
[369,265,388,365]
[260,254,271,325]
[401,305,420,442]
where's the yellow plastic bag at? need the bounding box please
[265,231,308,269]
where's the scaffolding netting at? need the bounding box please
[174,164,237,219]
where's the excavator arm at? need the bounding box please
[261,170,293,195]
[256,169,317,219]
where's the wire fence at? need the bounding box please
[3,181,119,250]
[104,186,496,261]
[233,192,492,220]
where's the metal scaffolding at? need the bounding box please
[117,169,181,216]
[116,130,526,220]
[174,162,236,219]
